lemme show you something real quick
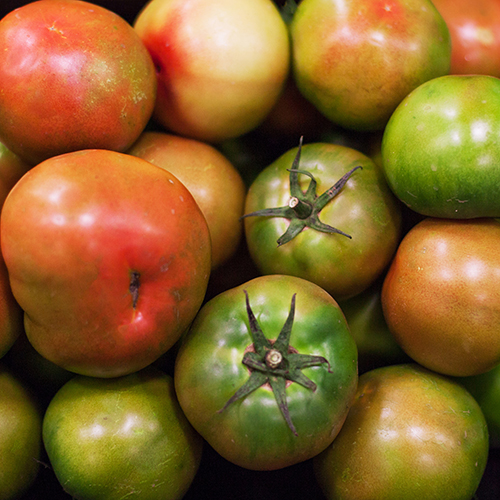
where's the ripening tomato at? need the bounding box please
[381,217,500,377]
[133,0,290,142]
[432,0,500,77]
[290,0,451,131]
[243,141,402,302]
[0,149,211,378]
[0,0,156,165]
[127,131,246,270]
[314,363,489,500]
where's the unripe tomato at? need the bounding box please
[0,364,42,500]
[43,367,203,500]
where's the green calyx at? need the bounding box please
[218,290,332,436]
[242,137,362,246]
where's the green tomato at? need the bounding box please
[0,363,41,500]
[455,363,500,449]
[338,280,410,374]
[381,74,500,218]
[43,367,203,500]
[243,141,402,302]
[314,363,489,500]
[174,274,358,471]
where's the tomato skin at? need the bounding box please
[134,0,290,142]
[243,142,402,302]
[43,367,203,500]
[432,0,500,77]
[455,363,500,449]
[314,363,489,500]
[0,0,156,165]
[0,142,28,358]
[290,0,451,131]
[0,149,211,378]
[127,131,246,270]
[0,364,42,500]
[382,74,500,218]
[381,217,500,377]
[174,274,358,471]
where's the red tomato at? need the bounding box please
[0,0,156,165]
[382,218,500,377]
[0,149,211,378]
[133,0,290,142]
[432,0,500,77]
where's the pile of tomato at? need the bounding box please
[0,0,499,499]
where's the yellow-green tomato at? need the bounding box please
[243,142,402,302]
[0,364,42,500]
[134,0,290,142]
[43,367,203,500]
[314,363,489,500]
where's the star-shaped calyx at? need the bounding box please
[242,137,362,246]
[218,290,332,436]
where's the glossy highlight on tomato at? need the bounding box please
[382,74,500,218]
[174,274,358,471]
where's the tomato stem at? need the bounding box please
[217,290,332,436]
[241,136,362,246]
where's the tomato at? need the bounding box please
[0,0,156,165]
[0,142,28,359]
[432,0,500,77]
[0,149,211,378]
[243,141,402,302]
[338,279,410,374]
[455,363,500,449]
[382,74,500,218]
[290,0,451,131]
[381,217,500,377]
[0,363,42,500]
[127,131,246,270]
[133,0,290,142]
[174,274,358,471]
[43,367,203,500]
[314,363,489,500]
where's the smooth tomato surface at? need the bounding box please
[0,364,42,500]
[243,142,402,302]
[382,74,500,218]
[0,149,211,377]
[0,0,156,165]
[382,217,500,377]
[127,131,246,270]
[174,274,358,471]
[290,0,451,130]
[134,0,290,142]
[314,363,489,500]
[43,367,203,500]
[432,0,500,77]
